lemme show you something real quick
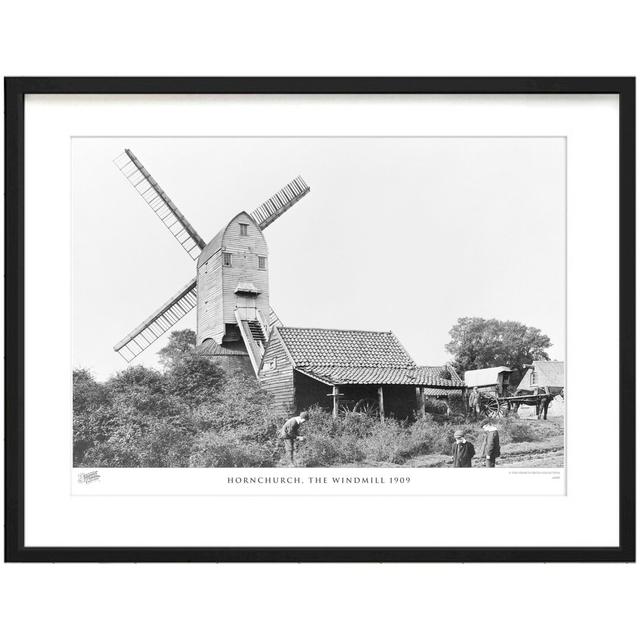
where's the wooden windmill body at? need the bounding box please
[112,149,310,374]
[196,211,271,374]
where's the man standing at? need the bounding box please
[279,411,309,465]
[537,387,552,420]
[479,421,501,467]
[468,387,481,419]
[451,429,475,467]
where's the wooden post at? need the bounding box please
[378,386,385,424]
[418,387,426,419]
[326,387,344,418]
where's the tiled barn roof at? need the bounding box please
[414,365,464,385]
[297,365,465,387]
[277,327,416,368]
[275,327,465,387]
[423,387,464,397]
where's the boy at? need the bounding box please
[451,429,475,467]
[479,421,501,467]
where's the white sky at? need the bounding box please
[72,137,566,380]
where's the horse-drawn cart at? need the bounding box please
[478,391,554,418]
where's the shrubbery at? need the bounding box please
[74,332,550,468]
[189,432,277,468]
[73,350,287,467]
[287,408,454,466]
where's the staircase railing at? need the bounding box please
[255,309,272,343]
[234,311,265,376]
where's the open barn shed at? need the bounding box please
[259,327,464,420]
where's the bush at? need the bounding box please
[424,398,448,415]
[80,441,142,467]
[74,350,553,469]
[355,417,435,464]
[278,410,477,466]
[189,432,276,467]
[296,435,343,467]
[138,420,196,467]
[296,432,366,467]
[336,411,380,438]
[502,420,541,443]
[414,419,455,455]
[360,423,404,464]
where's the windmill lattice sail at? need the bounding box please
[113,278,197,362]
[114,149,206,259]
[112,157,310,363]
[249,176,310,230]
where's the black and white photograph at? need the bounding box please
[72,137,566,472]
[2,4,637,638]
[6,75,632,563]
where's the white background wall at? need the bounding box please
[1,1,638,639]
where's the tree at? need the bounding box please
[164,356,226,409]
[73,368,113,465]
[73,368,110,414]
[446,317,551,375]
[72,333,282,468]
[106,365,170,417]
[157,329,197,368]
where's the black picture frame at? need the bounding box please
[4,77,635,563]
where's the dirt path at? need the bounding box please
[498,435,564,467]
[405,435,564,468]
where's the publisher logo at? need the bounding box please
[78,470,100,484]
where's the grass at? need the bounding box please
[75,359,563,468]
[274,407,563,468]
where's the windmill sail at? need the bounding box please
[114,278,197,362]
[114,149,206,259]
[249,176,310,230]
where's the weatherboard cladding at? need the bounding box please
[275,327,464,388]
[195,340,249,357]
[259,330,295,410]
[532,360,565,387]
[197,212,269,344]
[517,360,565,391]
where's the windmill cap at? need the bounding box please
[454,429,465,438]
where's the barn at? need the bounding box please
[416,365,464,397]
[517,360,565,394]
[258,327,465,420]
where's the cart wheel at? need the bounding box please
[482,396,499,418]
[482,397,507,418]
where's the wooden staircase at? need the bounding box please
[246,320,267,347]
[235,312,269,375]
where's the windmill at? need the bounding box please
[112,149,310,375]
